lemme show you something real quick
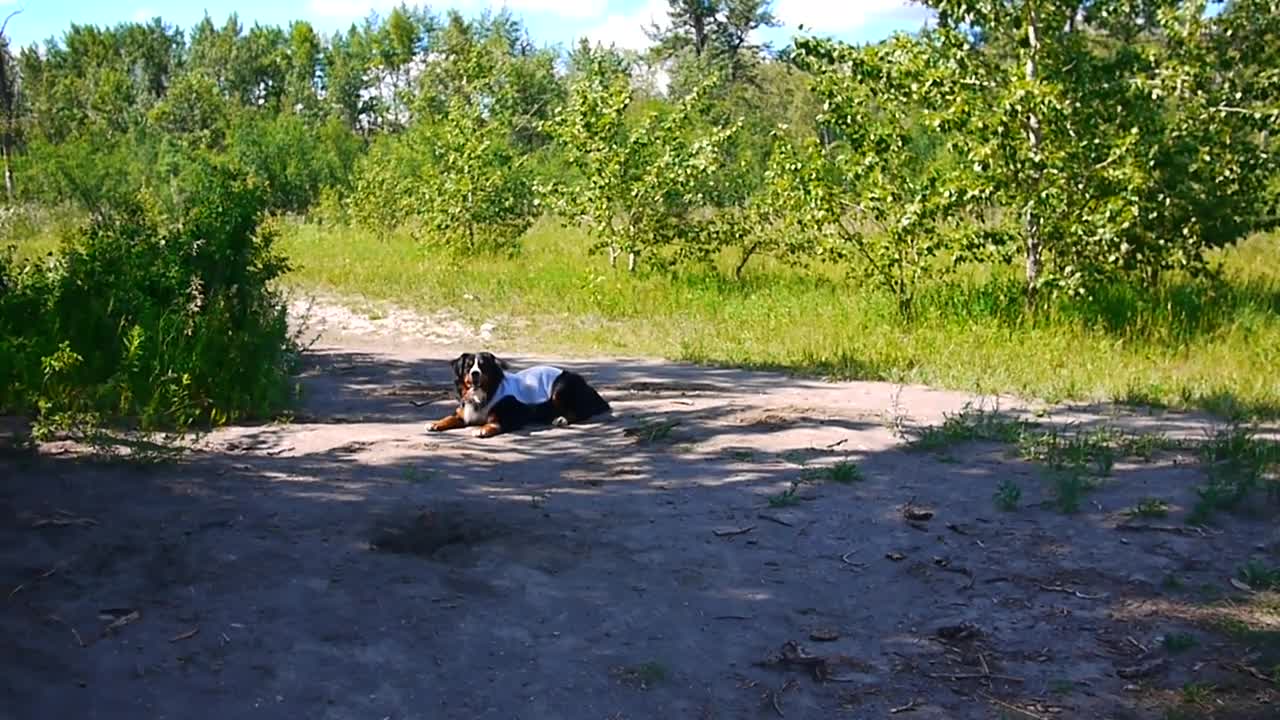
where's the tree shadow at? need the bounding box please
[2,346,1277,719]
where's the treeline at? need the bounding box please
[0,1,1278,434]
[6,2,1278,300]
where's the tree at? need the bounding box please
[0,10,22,200]
[543,45,739,272]
[792,34,991,316]
[648,0,780,90]
[817,0,1278,302]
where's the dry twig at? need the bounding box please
[977,692,1048,720]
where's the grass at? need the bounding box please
[993,479,1022,511]
[1127,497,1171,519]
[804,460,863,484]
[1238,560,1280,591]
[768,481,803,508]
[1163,632,1198,654]
[272,220,1280,419]
[904,404,1278,519]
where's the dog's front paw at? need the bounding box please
[552,416,570,428]
[427,423,442,432]
[472,428,486,438]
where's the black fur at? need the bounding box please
[435,352,610,436]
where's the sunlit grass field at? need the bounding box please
[273,217,1280,419]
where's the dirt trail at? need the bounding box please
[3,298,1277,720]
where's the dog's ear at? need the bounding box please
[449,353,471,379]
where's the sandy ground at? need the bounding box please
[3,297,1279,720]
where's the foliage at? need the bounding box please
[793,33,995,316]
[543,44,740,271]
[0,156,296,433]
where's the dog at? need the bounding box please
[427,352,611,438]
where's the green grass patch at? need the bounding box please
[804,460,863,484]
[276,221,1280,420]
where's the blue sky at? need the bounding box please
[3,1,934,52]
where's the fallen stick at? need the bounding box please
[758,514,794,527]
[1116,523,1210,537]
[889,698,920,714]
[714,526,755,537]
[977,692,1048,720]
[925,672,1024,683]
[840,551,866,568]
[1038,584,1107,600]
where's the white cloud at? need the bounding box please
[583,0,669,51]
[133,8,157,22]
[774,0,931,35]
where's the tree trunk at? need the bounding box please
[1023,2,1044,305]
[1,144,11,202]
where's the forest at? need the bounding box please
[0,0,1277,437]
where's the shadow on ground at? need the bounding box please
[2,346,1278,720]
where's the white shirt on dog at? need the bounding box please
[495,365,562,406]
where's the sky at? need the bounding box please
[1,0,935,53]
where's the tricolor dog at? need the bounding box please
[427,352,611,438]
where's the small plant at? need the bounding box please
[1048,678,1075,696]
[1163,632,1197,654]
[1127,498,1171,519]
[908,403,1029,452]
[806,460,863,484]
[1238,560,1280,591]
[625,419,680,445]
[1180,682,1214,706]
[1187,424,1280,524]
[1052,471,1095,514]
[993,479,1022,511]
[611,661,668,690]
[768,481,803,508]
[1161,574,1185,591]
[401,466,434,484]
[1019,426,1118,477]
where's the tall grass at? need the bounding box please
[277,219,1279,418]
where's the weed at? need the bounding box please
[805,460,863,484]
[1238,560,1280,591]
[1051,470,1096,514]
[1163,632,1197,654]
[1180,682,1214,706]
[611,661,668,689]
[401,466,434,484]
[1128,498,1171,519]
[908,403,1029,452]
[1162,574,1185,591]
[1048,678,1075,695]
[1019,425,1118,477]
[624,419,680,445]
[993,479,1022,511]
[768,482,803,508]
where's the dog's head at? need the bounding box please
[449,352,507,406]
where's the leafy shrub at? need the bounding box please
[0,155,296,434]
[350,101,536,254]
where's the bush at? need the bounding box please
[0,155,296,434]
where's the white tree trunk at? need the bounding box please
[1024,2,1044,300]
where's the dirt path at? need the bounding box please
[3,299,1277,720]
